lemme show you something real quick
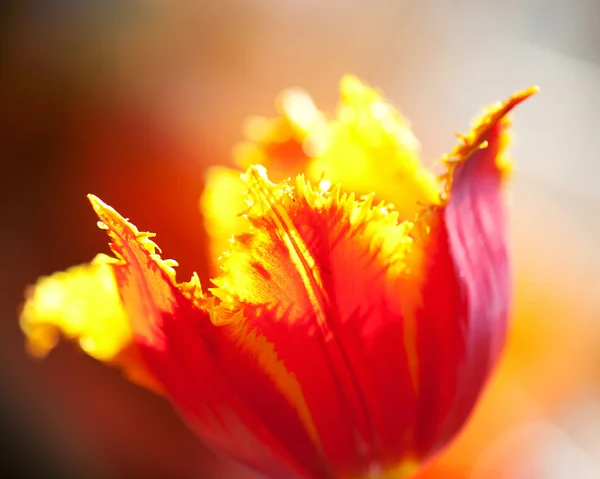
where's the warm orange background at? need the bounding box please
[2,1,600,478]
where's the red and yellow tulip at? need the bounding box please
[20,78,536,479]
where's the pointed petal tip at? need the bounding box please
[87,193,106,211]
[516,85,540,99]
[503,85,539,112]
[484,85,539,133]
[87,194,134,234]
[437,86,538,200]
[87,194,115,224]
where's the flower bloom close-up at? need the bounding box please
[20,78,536,479]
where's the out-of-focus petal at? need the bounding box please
[20,258,130,360]
[202,77,438,277]
[305,76,438,214]
[19,256,162,392]
[88,196,331,479]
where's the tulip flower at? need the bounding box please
[20,78,536,479]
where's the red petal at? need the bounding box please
[88,196,330,479]
[212,168,428,476]
[407,87,538,457]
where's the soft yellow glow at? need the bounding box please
[306,75,437,213]
[279,89,321,131]
[201,166,250,277]
[20,256,132,361]
[318,178,332,192]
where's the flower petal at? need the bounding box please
[404,87,539,457]
[20,258,130,360]
[211,166,430,476]
[88,195,331,479]
[305,75,438,214]
[19,254,162,392]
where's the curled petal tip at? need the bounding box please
[485,85,538,136]
[439,85,538,198]
[503,85,539,112]
[516,84,540,98]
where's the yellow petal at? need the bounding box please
[20,250,164,393]
[306,75,438,215]
[20,255,131,361]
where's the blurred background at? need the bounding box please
[1,0,600,478]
